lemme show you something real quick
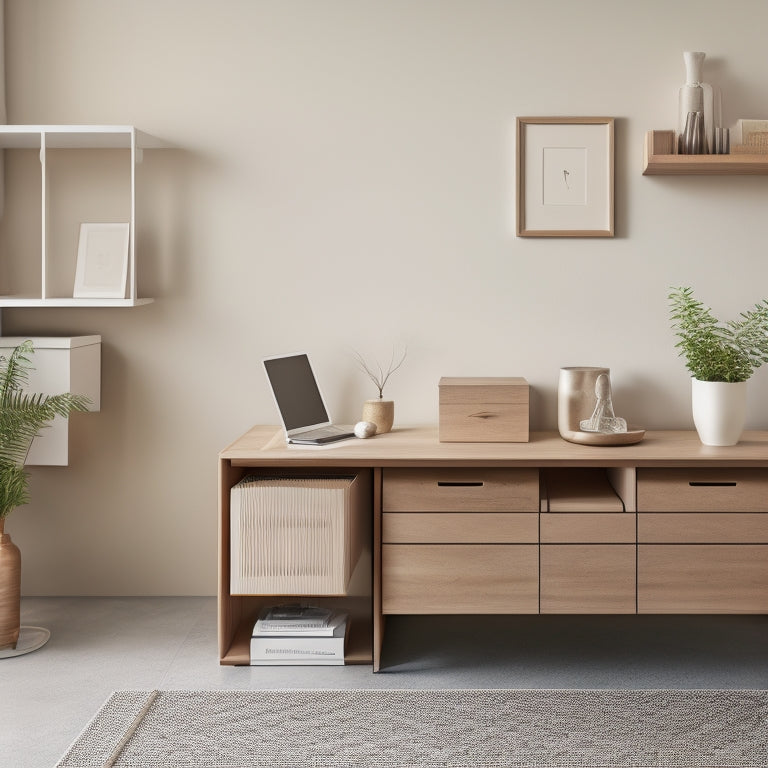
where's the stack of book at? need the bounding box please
[250,604,348,665]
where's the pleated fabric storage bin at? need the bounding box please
[230,475,365,595]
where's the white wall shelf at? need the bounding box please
[0,125,167,307]
[0,296,153,307]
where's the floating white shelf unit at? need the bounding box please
[0,125,166,307]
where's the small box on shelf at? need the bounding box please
[731,129,768,155]
[735,119,768,144]
[647,129,676,156]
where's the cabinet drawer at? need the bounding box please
[540,513,635,543]
[637,468,768,512]
[381,544,538,614]
[639,513,768,543]
[382,512,538,543]
[382,468,538,512]
[540,545,636,614]
[638,545,768,613]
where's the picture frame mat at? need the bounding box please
[73,223,130,299]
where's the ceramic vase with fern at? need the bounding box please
[0,519,21,650]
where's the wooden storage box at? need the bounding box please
[438,377,529,442]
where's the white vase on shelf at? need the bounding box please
[678,51,721,154]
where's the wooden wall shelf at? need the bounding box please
[643,130,768,175]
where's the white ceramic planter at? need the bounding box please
[691,378,747,446]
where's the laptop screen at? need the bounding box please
[263,354,329,431]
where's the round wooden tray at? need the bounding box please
[566,428,646,446]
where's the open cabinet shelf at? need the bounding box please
[218,453,374,667]
[643,130,768,175]
[0,125,167,307]
[220,595,373,666]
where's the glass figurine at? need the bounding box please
[579,373,627,434]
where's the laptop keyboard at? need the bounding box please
[296,426,345,439]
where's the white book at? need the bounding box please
[248,657,345,666]
[256,602,333,626]
[254,611,348,637]
[250,619,347,665]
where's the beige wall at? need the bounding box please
[3,0,768,595]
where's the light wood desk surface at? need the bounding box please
[221,425,768,468]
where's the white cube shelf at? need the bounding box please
[0,125,165,306]
[0,336,101,466]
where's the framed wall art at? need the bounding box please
[516,117,614,237]
[73,223,130,298]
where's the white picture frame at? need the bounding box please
[73,223,130,298]
[516,117,614,237]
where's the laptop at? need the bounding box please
[263,353,356,445]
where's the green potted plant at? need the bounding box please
[353,347,407,434]
[0,341,89,650]
[669,286,768,445]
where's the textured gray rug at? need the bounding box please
[57,688,768,768]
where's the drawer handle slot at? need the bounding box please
[469,411,497,419]
[688,481,737,487]
[437,481,484,487]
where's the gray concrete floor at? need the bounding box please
[1,598,767,767]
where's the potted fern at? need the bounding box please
[669,286,768,446]
[0,341,89,650]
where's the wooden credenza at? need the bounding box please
[219,426,768,671]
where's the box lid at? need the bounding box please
[439,377,529,404]
[0,335,101,349]
[439,377,527,387]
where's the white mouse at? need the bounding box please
[354,421,377,439]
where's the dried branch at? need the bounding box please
[353,346,407,399]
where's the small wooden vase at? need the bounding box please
[0,518,21,651]
[362,399,394,434]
